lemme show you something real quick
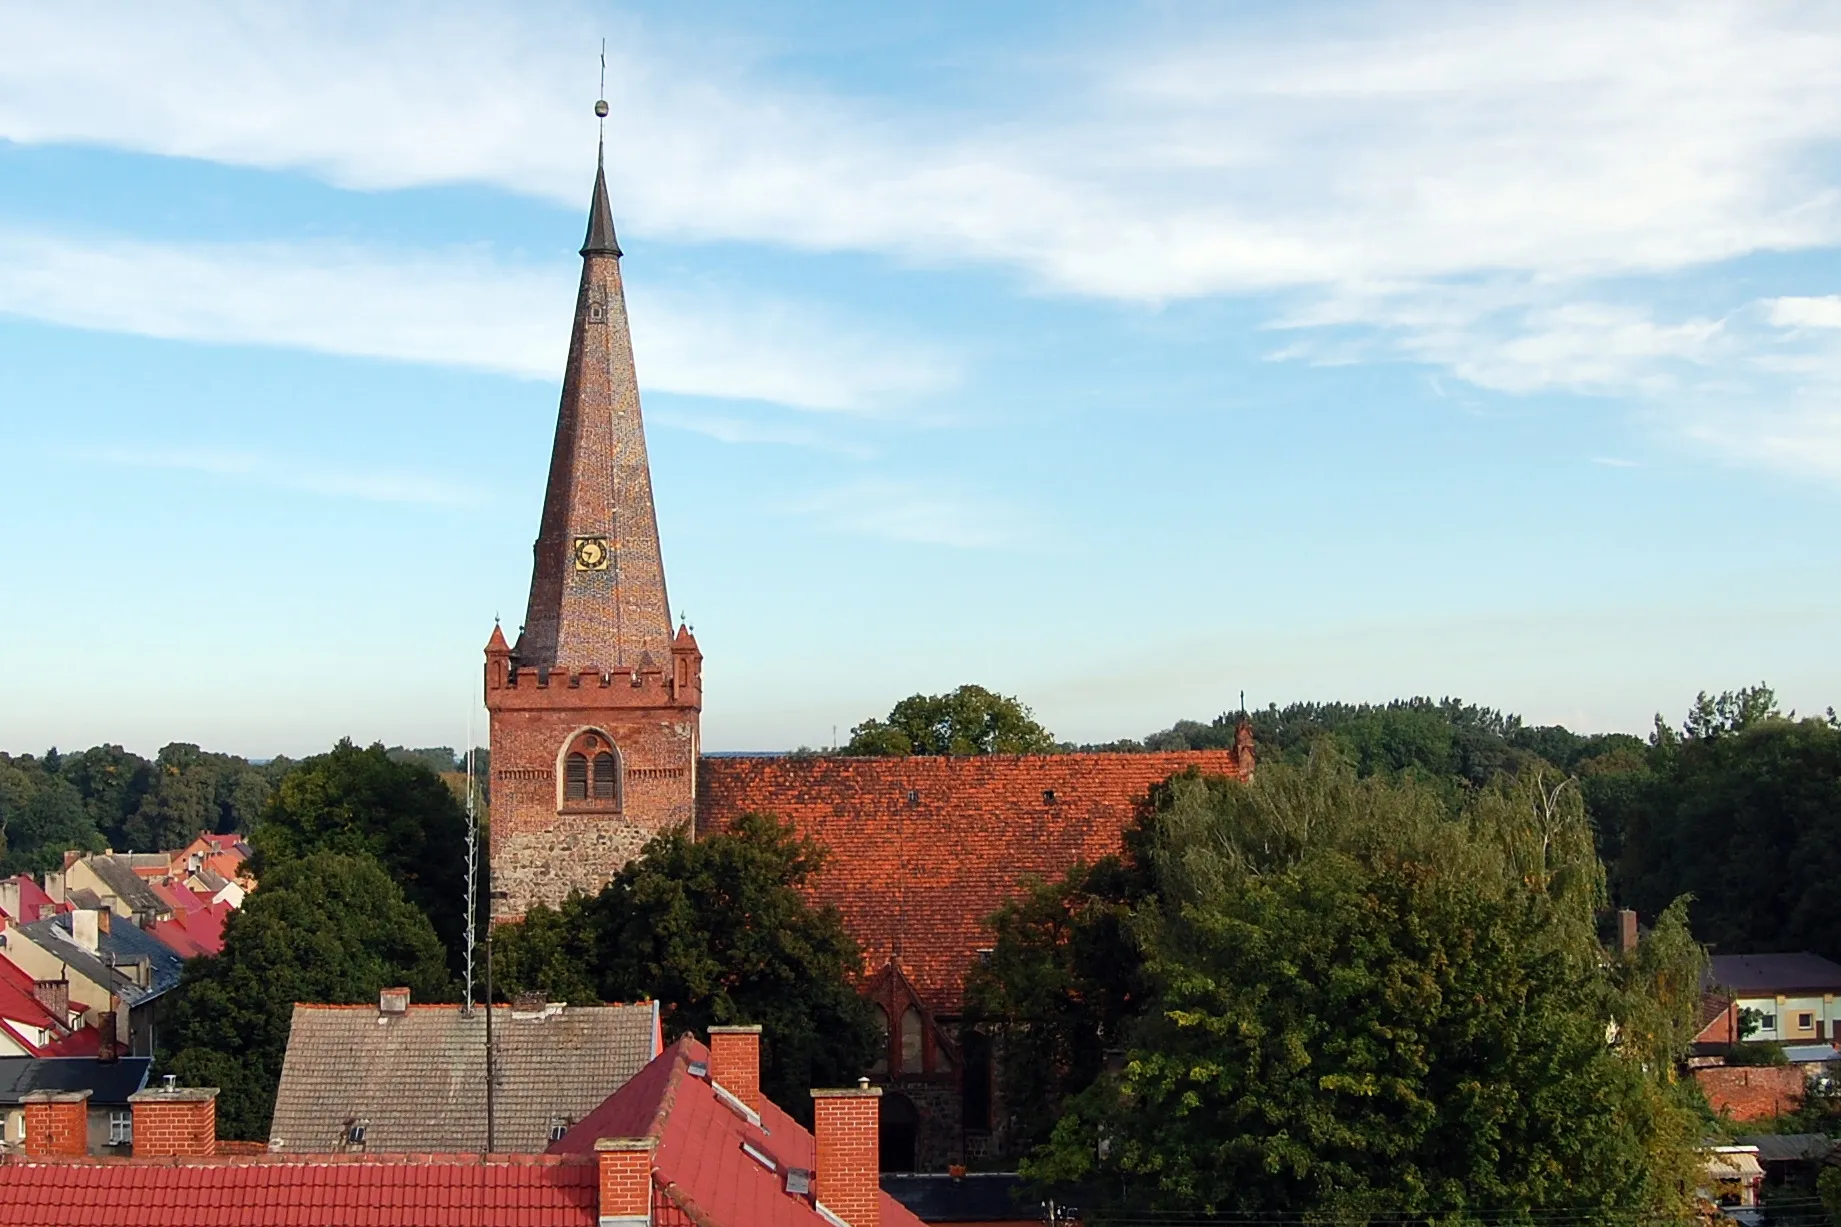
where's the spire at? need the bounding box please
[581,146,623,258]
[513,146,671,671]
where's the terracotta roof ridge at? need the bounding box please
[660,1178,724,1227]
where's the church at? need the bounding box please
[486,147,1254,1172]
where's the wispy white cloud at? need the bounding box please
[6,2,1841,299]
[7,2,1841,475]
[86,446,476,505]
[0,228,951,413]
[782,479,1021,549]
[1591,456,1643,469]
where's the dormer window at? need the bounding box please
[548,1117,571,1143]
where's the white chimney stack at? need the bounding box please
[379,987,410,1015]
[70,909,99,954]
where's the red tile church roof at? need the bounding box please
[697,750,1248,1011]
[0,1152,597,1226]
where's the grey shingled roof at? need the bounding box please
[1709,953,1841,994]
[0,1057,151,1106]
[268,1001,658,1154]
[81,856,169,918]
[1734,1134,1835,1164]
[15,915,186,1007]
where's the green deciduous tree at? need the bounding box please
[844,685,1058,756]
[1613,709,1841,964]
[0,755,105,874]
[251,739,470,972]
[158,852,453,1140]
[492,813,878,1114]
[976,755,1703,1219]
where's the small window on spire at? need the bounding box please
[588,301,606,323]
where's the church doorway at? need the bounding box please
[879,1091,919,1173]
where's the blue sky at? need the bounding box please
[3,1,1839,757]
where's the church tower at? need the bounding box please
[484,149,702,921]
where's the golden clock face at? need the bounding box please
[572,536,610,571]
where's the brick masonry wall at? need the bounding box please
[707,1028,762,1116]
[814,1092,881,1227]
[130,1095,216,1157]
[1695,1065,1805,1121]
[596,1143,655,1219]
[23,1097,88,1157]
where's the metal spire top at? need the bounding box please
[583,41,622,257]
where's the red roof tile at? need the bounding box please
[0,876,56,923]
[552,1037,924,1227]
[698,751,1248,1010]
[0,1153,597,1226]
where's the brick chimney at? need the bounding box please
[128,1085,218,1156]
[595,1136,657,1227]
[379,986,410,1015]
[23,1090,90,1157]
[707,1025,762,1115]
[1618,908,1639,953]
[812,1083,882,1227]
[33,978,69,1020]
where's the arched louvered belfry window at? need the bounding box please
[564,753,588,801]
[593,752,617,800]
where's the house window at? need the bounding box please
[108,1110,131,1146]
[1799,1012,1815,1031]
[900,1006,924,1075]
[548,1118,571,1143]
[593,752,617,800]
[564,753,588,801]
[1761,1013,1777,1032]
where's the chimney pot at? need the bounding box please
[707,1025,763,1117]
[812,1085,883,1227]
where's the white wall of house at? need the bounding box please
[1733,993,1840,1042]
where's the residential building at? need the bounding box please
[549,1024,928,1227]
[1698,953,1841,1045]
[0,878,58,924]
[0,1056,150,1154]
[268,990,660,1153]
[2,911,184,1056]
[0,1023,916,1227]
[170,832,255,891]
[0,955,94,1059]
[52,855,172,926]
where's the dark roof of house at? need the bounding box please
[882,1172,1035,1222]
[1735,1134,1835,1164]
[80,856,168,918]
[0,1153,597,1226]
[1709,953,1841,994]
[0,1056,151,1105]
[268,1001,658,1154]
[14,915,186,1007]
[697,750,1251,1010]
[550,1036,927,1227]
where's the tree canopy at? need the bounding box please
[159,852,453,1140]
[251,739,472,973]
[843,684,1059,756]
[971,755,1706,1219]
[492,813,878,1115]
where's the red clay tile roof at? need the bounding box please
[146,903,229,958]
[697,751,1248,1010]
[552,1037,925,1227]
[0,945,78,1056]
[0,876,56,923]
[0,1152,597,1226]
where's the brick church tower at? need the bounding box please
[484,149,701,921]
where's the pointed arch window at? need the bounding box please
[870,1004,889,1075]
[564,754,589,801]
[899,1006,924,1075]
[593,752,617,800]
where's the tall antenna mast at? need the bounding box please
[463,699,479,1014]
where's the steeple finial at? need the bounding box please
[584,44,622,257]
